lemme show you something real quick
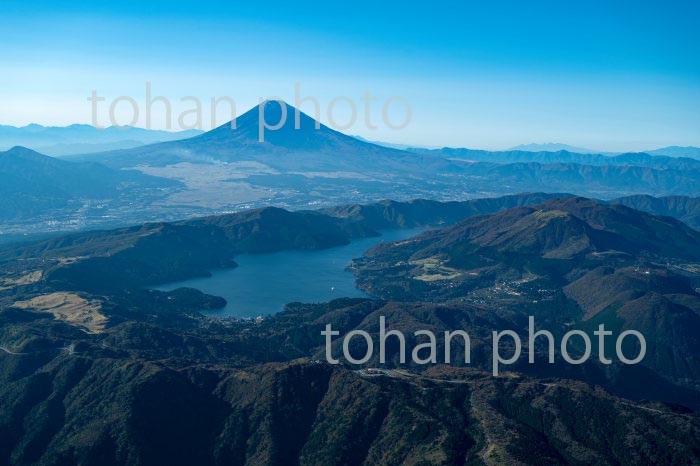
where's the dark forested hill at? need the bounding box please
[0,297,699,466]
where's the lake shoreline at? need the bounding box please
[153,228,424,318]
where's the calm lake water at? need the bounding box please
[154,229,423,317]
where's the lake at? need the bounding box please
[154,228,423,317]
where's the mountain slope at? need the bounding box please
[611,194,700,230]
[1,347,697,466]
[0,147,178,221]
[69,101,455,176]
[351,198,700,390]
[320,192,570,229]
[354,197,700,300]
[0,298,699,466]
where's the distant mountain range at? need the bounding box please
[646,145,700,159]
[0,123,202,156]
[67,103,699,176]
[3,102,700,240]
[509,142,700,159]
[412,147,700,169]
[2,121,697,161]
[508,142,606,154]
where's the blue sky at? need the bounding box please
[0,0,698,151]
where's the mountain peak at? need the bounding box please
[234,100,319,131]
[2,145,44,158]
[198,100,348,149]
[21,123,45,130]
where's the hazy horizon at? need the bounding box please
[0,101,696,155]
